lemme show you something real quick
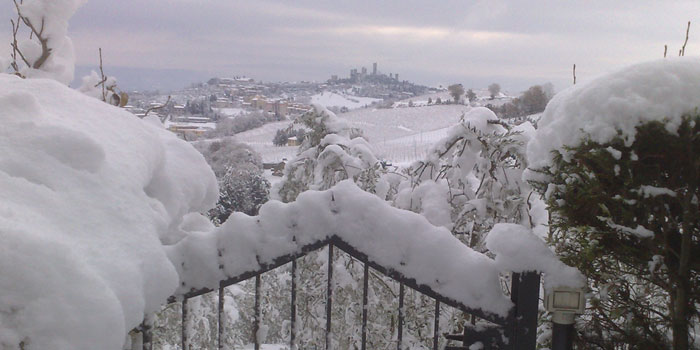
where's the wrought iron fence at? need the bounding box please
[132,236,540,350]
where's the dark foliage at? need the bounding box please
[530,116,700,349]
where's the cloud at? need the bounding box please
[2,0,700,91]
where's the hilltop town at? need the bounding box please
[122,63,433,138]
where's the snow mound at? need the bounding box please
[485,224,585,291]
[0,74,218,350]
[527,58,700,174]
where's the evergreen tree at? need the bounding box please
[530,116,700,349]
[466,89,477,103]
[448,84,465,104]
[488,83,501,100]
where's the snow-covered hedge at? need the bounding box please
[526,57,700,181]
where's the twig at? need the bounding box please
[573,64,576,85]
[94,48,109,101]
[11,0,51,70]
[680,21,691,56]
[144,96,171,117]
[10,18,30,74]
[664,44,668,58]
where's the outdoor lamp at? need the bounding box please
[545,286,586,350]
[545,287,586,323]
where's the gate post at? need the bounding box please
[510,271,540,350]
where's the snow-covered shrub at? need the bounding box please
[276,105,382,202]
[397,107,535,250]
[527,58,700,350]
[7,0,85,84]
[208,111,277,138]
[77,69,128,106]
[195,138,270,223]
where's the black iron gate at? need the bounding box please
[134,235,540,350]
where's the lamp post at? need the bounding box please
[545,287,585,350]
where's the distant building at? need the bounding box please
[288,103,312,116]
[361,67,367,75]
[264,99,288,117]
[250,95,267,109]
[331,75,338,81]
[373,62,377,75]
[214,98,233,108]
[287,136,300,147]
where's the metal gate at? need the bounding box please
[134,235,540,350]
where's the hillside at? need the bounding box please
[234,104,472,164]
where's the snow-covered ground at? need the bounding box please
[233,104,472,163]
[310,91,382,110]
[214,107,246,117]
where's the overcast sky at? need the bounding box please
[2,0,700,92]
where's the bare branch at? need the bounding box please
[12,0,52,70]
[680,21,691,56]
[97,48,107,101]
[664,44,668,58]
[144,96,171,117]
[10,18,30,69]
[573,63,577,85]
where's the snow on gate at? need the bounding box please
[148,181,582,350]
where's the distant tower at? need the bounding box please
[372,62,377,75]
[361,67,367,75]
[395,73,399,81]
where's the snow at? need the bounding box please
[485,224,585,291]
[233,105,472,164]
[0,74,218,350]
[169,180,515,317]
[14,0,86,84]
[78,70,117,100]
[633,185,677,198]
[214,107,245,117]
[597,217,655,239]
[163,120,217,131]
[310,92,381,110]
[527,58,700,177]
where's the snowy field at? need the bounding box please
[310,91,382,109]
[233,104,472,163]
[214,107,246,117]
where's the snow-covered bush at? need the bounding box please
[276,105,382,202]
[77,69,128,106]
[527,58,700,349]
[397,107,535,250]
[208,111,277,138]
[7,0,85,84]
[195,138,269,223]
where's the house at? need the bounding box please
[172,105,186,116]
[264,99,288,117]
[287,136,300,147]
[214,98,233,108]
